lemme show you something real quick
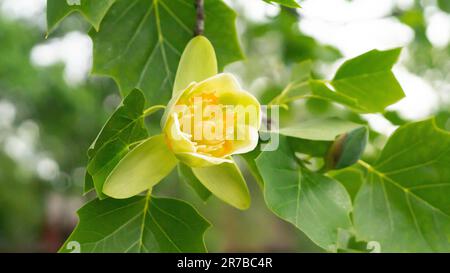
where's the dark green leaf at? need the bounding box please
[60,196,210,253]
[47,0,243,104]
[89,0,243,105]
[178,163,211,202]
[85,89,148,198]
[47,0,115,33]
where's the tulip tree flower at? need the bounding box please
[103,36,261,210]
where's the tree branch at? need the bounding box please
[194,0,205,36]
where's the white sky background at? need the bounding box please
[1,0,450,135]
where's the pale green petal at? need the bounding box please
[185,73,241,98]
[175,152,233,168]
[192,161,251,210]
[229,125,259,155]
[165,113,196,154]
[103,135,178,199]
[229,92,261,132]
[173,36,218,96]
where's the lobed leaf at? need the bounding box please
[316,48,405,113]
[273,49,405,113]
[256,136,353,251]
[59,196,210,253]
[47,0,244,105]
[85,89,148,198]
[47,0,115,33]
[354,119,450,252]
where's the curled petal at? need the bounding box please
[175,152,233,168]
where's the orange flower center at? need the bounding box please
[176,92,234,157]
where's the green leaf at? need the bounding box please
[173,35,217,95]
[239,149,264,188]
[288,137,331,157]
[178,163,211,202]
[438,0,450,13]
[103,134,178,199]
[325,48,405,113]
[329,167,364,201]
[86,89,148,197]
[279,117,363,141]
[326,127,368,170]
[87,0,243,105]
[47,0,243,104]
[354,119,450,252]
[59,196,210,253]
[47,0,115,33]
[336,229,371,253]
[192,161,251,210]
[256,136,353,250]
[84,170,94,194]
[263,0,301,8]
[280,118,366,159]
[275,49,405,113]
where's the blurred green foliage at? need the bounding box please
[0,17,116,251]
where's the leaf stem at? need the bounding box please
[194,0,205,36]
[138,189,152,251]
[268,80,316,107]
[143,105,166,117]
[357,160,375,172]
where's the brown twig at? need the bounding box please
[194,0,205,36]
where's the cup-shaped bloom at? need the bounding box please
[103,36,260,210]
[162,73,261,168]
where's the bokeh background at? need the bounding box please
[0,0,449,252]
